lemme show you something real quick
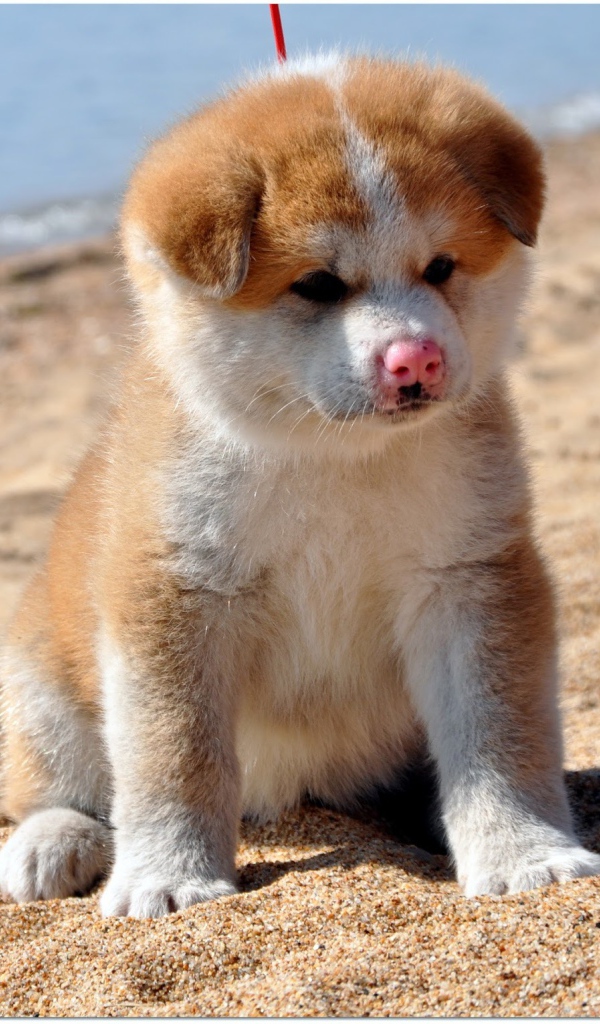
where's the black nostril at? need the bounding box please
[398,382,422,401]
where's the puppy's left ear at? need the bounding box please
[448,105,545,247]
[122,119,264,299]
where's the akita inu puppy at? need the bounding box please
[2,55,599,917]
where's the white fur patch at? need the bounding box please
[253,49,348,90]
[97,630,131,779]
[1,648,109,817]
[342,113,404,241]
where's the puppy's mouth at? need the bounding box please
[376,382,443,419]
[325,393,443,428]
[312,379,448,429]
[398,382,429,403]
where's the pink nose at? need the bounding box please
[382,339,445,387]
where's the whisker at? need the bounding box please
[243,375,288,414]
[266,393,314,426]
[347,398,371,438]
[314,395,346,444]
[286,405,315,440]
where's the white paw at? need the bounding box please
[100,865,237,918]
[462,845,600,897]
[0,808,112,902]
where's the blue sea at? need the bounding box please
[2,4,600,255]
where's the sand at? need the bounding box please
[1,131,599,1017]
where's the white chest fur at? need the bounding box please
[161,413,522,817]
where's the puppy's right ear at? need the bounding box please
[122,121,263,299]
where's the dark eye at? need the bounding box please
[423,256,455,286]
[290,271,349,304]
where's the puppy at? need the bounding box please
[2,55,599,917]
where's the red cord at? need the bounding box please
[269,4,287,63]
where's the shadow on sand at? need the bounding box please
[238,766,600,895]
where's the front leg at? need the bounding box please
[401,538,600,895]
[99,604,242,918]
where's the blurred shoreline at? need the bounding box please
[0,193,120,260]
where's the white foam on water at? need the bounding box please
[0,195,119,258]
[526,91,600,139]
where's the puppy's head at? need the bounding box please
[122,55,544,452]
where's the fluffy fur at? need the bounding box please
[2,55,599,917]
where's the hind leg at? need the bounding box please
[0,644,112,902]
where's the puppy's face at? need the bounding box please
[123,56,544,451]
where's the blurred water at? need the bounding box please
[1,4,600,254]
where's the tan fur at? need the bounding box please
[2,55,598,916]
[344,60,544,250]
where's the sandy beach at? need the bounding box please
[0,130,599,1017]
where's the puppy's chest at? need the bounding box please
[265,500,398,682]
[164,437,482,595]
[165,454,418,600]
[162,451,464,682]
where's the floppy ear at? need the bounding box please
[122,120,264,298]
[447,107,546,248]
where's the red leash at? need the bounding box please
[269,4,287,63]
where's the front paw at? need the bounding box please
[100,853,237,918]
[0,809,111,903]
[461,844,600,897]
[101,873,237,918]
